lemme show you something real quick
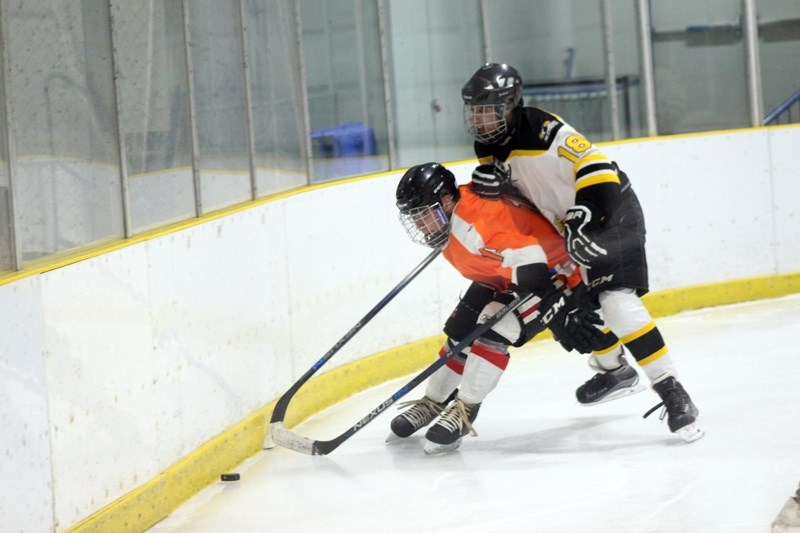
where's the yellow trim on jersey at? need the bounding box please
[573,152,611,173]
[575,173,620,191]
[638,345,669,366]
[619,321,656,344]
[478,155,494,164]
[508,149,547,159]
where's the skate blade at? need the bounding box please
[676,421,705,443]
[423,438,463,456]
[578,382,647,406]
[385,432,405,443]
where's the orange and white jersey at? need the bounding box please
[442,185,580,292]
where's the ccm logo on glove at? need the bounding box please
[540,294,566,324]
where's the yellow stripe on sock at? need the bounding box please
[593,340,621,356]
[638,345,669,366]
[619,321,656,344]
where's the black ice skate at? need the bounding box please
[576,358,643,405]
[645,377,704,443]
[423,399,480,455]
[389,390,457,439]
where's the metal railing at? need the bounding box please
[764,89,800,125]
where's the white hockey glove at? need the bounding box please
[471,164,511,199]
[563,205,607,268]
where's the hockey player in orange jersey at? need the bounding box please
[391,162,605,454]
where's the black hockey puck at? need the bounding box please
[220,473,240,481]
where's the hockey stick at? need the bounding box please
[266,248,441,445]
[270,291,532,455]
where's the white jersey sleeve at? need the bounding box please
[477,108,621,234]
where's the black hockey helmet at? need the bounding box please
[396,163,460,249]
[461,63,523,144]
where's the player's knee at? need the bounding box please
[599,288,652,333]
[440,338,468,372]
[478,300,521,346]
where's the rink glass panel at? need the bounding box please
[385,0,483,167]
[300,0,390,181]
[0,0,797,273]
[756,0,800,123]
[245,0,308,195]
[186,1,251,212]
[111,0,196,234]
[5,0,124,263]
[650,1,749,134]
[0,48,11,273]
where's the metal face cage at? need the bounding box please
[398,203,450,249]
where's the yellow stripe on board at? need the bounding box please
[64,270,800,532]
[6,124,799,287]
[0,171,391,287]
[65,335,446,533]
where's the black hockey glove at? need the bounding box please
[538,290,605,354]
[563,205,608,268]
[471,164,511,199]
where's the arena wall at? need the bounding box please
[1,126,799,532]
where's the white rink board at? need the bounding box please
[604,130,776,290]
[0,126,798,531]
[41,247,159,528]
[768,126,800,272]
[0,277,53,533]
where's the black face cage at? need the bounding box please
[398,203,450,249]
[463,102,511,144]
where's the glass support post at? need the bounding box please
[377,0,396,169]
[238,0,258,199]
[743,0,764,126]
[636,0,658,136]
[355,0,369,126]
[181,0,203,216]
[0,0,21,270]
[108,0,132,238]
[291,0,313,183]
[480,0,491,63]
[601,0,621,140]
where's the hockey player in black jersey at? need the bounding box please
[461,63,704,443]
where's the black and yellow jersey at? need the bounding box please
[473,107,628,233]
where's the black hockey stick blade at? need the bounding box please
[270,291,533,455]
[265,249,440,446]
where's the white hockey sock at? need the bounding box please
[590,344,625,371]
[599,288,678,383]
[642,357,677,384]
[424,364,462,403]
[457,340,508,405]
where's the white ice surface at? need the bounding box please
[148,295,800,533]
